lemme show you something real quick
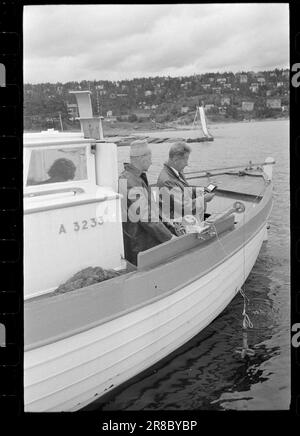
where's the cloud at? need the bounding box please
[24,4,289,83]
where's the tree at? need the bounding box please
[128,114,138,122]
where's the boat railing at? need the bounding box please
[184,160,275,179]
[24,187,85,198]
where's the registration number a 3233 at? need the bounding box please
[58,217,104,234]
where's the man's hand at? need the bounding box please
[204,192,214,203]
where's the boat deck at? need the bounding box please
[187,171,266,223]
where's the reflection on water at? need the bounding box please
[101,120,290,410]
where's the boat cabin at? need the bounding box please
[24,97,125,300]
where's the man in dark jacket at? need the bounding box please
[119,140,175,265]
[157,142,214,223]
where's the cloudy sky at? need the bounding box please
[24,4,289,84]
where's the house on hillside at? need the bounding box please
[221,97,231,106]
[105,112,117,123]
[118,114,129,121]
[282,70,289,79]
[257,77,266,85]
[266,98,281,109]
[181,106,190,114]
[132,109,151,120]
[250,83,259,93]
[204,104,215,111]
[239,74,248,83]
[67,103,79,119]
[241,101,254,112]
[25,89,34,97]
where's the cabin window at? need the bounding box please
[26,147,87,186]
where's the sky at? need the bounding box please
[24,4,289,84]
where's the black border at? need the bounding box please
[290,0,300,419]
[0,0,24,421]
[0,0,299,432]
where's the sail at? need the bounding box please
[199,106,210,137]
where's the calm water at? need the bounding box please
[102,119,290,410]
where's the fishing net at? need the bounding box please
[54,266,127,294]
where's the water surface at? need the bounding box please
[102,119,290,410]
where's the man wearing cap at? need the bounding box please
[157,141,214,223]
[119,140,175,266]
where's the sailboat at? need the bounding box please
[187,103,214,142]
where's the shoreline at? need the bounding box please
[104,116,289,136]
[24,116,289,136]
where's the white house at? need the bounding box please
[266,98,281,109]
[242,101,254,112]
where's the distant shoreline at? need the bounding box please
[165,115,289,127]
[24,116,289,136]
[104,116,289,136]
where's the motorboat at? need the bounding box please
[24,91,274,411]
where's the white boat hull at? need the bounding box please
[24,225,265,412]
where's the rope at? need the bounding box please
[208,212,253,331]
[203,196,257,359]
[234,287,255,358]
[209,222,229,257]
[239,288,253,329]
[195,170,269,359]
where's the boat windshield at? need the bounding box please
[26,146,87,186]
